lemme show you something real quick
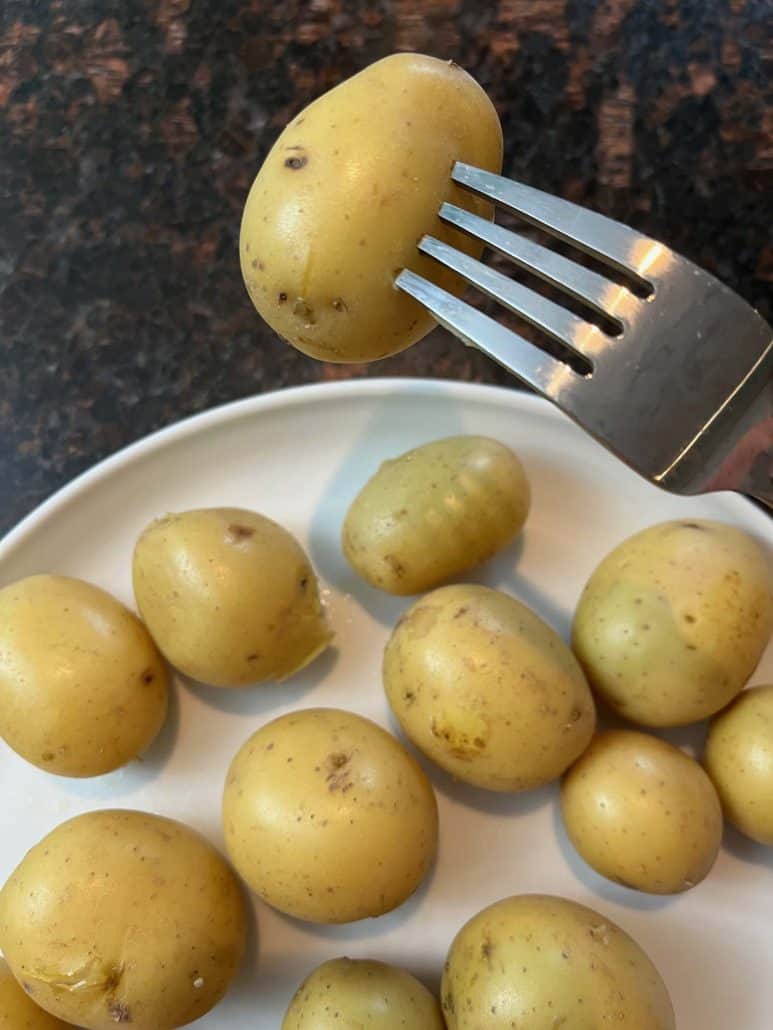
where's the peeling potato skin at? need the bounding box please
[132,507,332,688]
[0,810,247,1030]
[383,584,596,791]
[343,435,530,596]
[704,684,773,844]
[441,895,675,1030]
[561,730,723,894]
[572,519,773,727]
[0,957,74,1029]
[239,52,503,362]
[222,707,438,923]
[0,575,168,777]
[281,957,445,1029]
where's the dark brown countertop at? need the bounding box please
[1,0,771,534]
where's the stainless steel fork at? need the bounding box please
[396,162,772,508]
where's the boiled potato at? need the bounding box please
[240,52,503,362]
[384,584,595,791]
[0,957,73,1029]
[282,958,444,1029]
[0,810,247,1030]
[222,707,438,922]
[704,684,773,844]
[441,894,675,1029]
[0,575,168,777]
[133,507,331,687]
[561,729,723,893]
[343,435,530,595]
[573,519,773,726]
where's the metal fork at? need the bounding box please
[396,162,772,508]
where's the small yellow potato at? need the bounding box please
[704,684,773,844]
[132,507,331,687]
[442,894,675,1030]
[384,584,595,791]
[240,52,503,362]
[343,435,530,595]
[222,708,438,923]
[0,575,168,777]
[281,957,444,1029]
[561,730,723,893]
[0,958,73,1029]
[0,810,247,1030]
[572,519,773,726]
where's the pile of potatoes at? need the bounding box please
[0,426,770,1029]
[1,51,772,1030]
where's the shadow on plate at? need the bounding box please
[722,823,773,870]
[178,646,339,717]
[551,801,680,912]
[54,671,182,801]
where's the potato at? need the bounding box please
[561,729,723,893]
[133,507,331,687]
[0,957,73,1029]
[572,519,773,726]
[281,958,444,1029]
[343,435,530,595]
[0,575,168,777]
[704,684,773,844]
[384,584,595,791]
[0,810,247,1030]
[441,894,675,1029]
[222,707,438,923]
[239,52,503,362]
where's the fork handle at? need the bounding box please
[703,383,773,509]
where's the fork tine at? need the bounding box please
[440,203,627,325]
[452,162,663,284]
[418,235,601,363]
[395,269,574,396]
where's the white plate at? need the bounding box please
[1,379,771,1029]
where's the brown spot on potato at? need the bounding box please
[331,297,348,312]
[278,291,288,303]
[325,751,354,793]
[108,1001,131,1023]
[293,298,316,324]
[141,668,155,684]
[246,653,260,662]
[227,523,255,542]
[285,154,308,169]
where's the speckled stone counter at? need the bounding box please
[1,0,770,534]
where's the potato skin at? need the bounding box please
[0,810,247,1030]
[281,958,445,1029]
[222,708,438,923]
[0,575,168,777]
[561,730,723,894]
[132,507,331,687]
[0,958,73,1029]
[384,584,595,791]
[704,684,773,844]
[240,52,503,362]
[572,519,773,726]
[442,894,675,1030]
[343,436,530,595]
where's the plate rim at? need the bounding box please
[2,377,769,562]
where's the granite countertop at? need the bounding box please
[1,0,770,535]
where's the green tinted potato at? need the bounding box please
[384,584,595,791]
[240,53,503,362]
[282,958,444,1029]
[704,684,773,844]
[0,958,73,1029]
[442,895,675,1030]
[343,436,530,595]
[573,520,773,726]
[0,575,168,777]
[222,708,438,923]
[561,730,723,893]
[0,810,247,1030]
[133,507,331,687]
